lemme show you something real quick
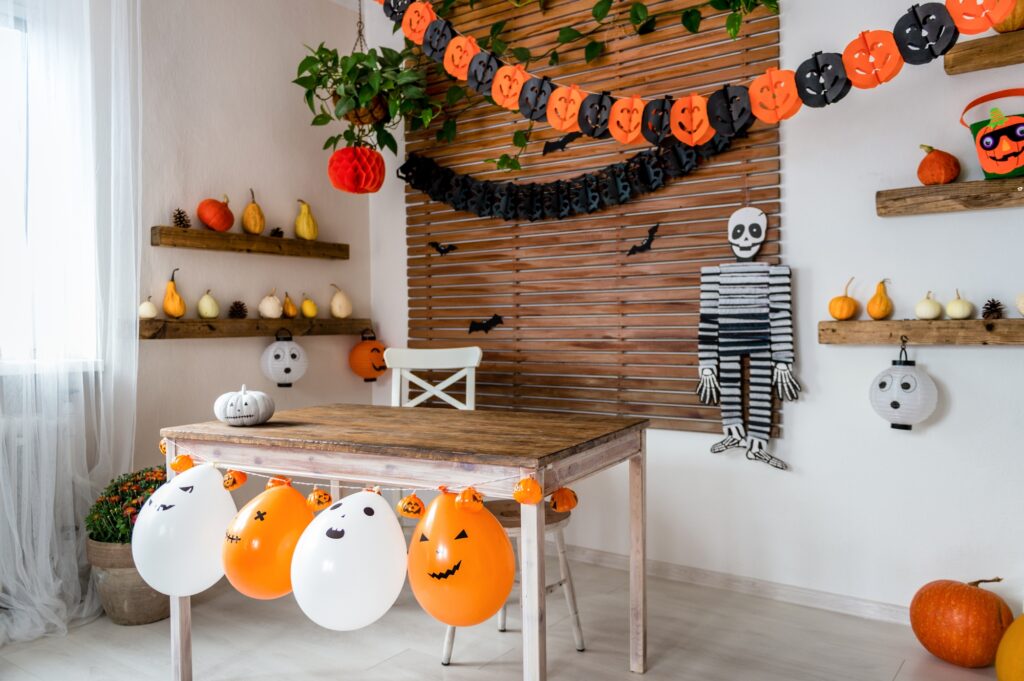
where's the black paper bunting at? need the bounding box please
[578,92,614,139]
[422,19,455,63]
[894,3,959,65]
[795,51,852,108]
[519,76,555,122]
[641,97,674,146]
[383,0,412,22]
[467,51,502,95]
[707,85,754,138]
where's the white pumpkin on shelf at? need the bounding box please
[213,385,275,426]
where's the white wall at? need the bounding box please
[135,0,370,468]
[367,0,1024,612]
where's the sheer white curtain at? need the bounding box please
[0,0,139,645]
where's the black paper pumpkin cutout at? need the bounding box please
[519,76,555,122]
[893,3,959,65]
[707,85,754,138]
[383,0,413,22]
[422,19,455,63]
[641,97,674,146]
[795,51,852,108]
[578,92,614,139]
[467,52,502,95]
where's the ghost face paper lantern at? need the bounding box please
[132,463,238,597]
[260,331,308,387]
[869,353,938,431]
[291,491,407,631]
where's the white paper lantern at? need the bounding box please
[868,344,937,431]
[260,330,308,387]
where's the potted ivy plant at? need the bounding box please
[84,466,169,625]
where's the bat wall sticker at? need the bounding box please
[542,131,583,156]
[627,224,659,256]
[428,241,458,255]
[468,314,503,334]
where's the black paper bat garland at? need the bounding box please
[468,314,504,334]
[428,241,458,255]
[627,224,660,256]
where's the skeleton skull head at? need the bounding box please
[727,207,767,261]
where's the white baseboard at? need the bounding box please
[562,543,909,625]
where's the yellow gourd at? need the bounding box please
[294,199,318,241]
[241,188,266,235]
[828,277,858,321]
[282,292,298,319]
[300,293,317,319]
[163,268,186,319]
[867,280,893,320]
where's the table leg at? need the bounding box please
[520,469,546,681]
[629,447,647,674]
[166,442,193,681]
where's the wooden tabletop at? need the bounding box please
[161,403,647,468]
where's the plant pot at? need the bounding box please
[86,538,169,626]
[333,93,389,126]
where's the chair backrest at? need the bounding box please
[383,347,482,411]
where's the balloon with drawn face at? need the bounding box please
[132,464,237,597]
[291,491,407,631]
[407,490,514,627]
[223,483,314,599]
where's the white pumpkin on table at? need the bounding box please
[213,385,275,426]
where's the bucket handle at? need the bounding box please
[960,88,1024,128]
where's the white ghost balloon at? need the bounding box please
[291,490,407,631]
[132,463,237,596]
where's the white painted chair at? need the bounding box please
[381,346,585,666]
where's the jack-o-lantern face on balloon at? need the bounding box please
[491,64,530,111]
[407,490,514,627]
[609,95,645,145]
[795,51,851,108]
[842,30,904,89]
[670,94,715,146]
[443,35,480,80]
[749,68,802,125]
[547,84,585,133]
[946,0,1015,34]
[975,109,1024,176]
[894,3,959,65]
[401,1,436,44]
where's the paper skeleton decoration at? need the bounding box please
[696,207,800,471]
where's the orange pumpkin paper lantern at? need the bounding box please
[549,487,578,513]
[222,482,314,599]
[491,64,530,111]
[222,469,248,491]
[349,328,387,382]
[842,30,904,89]
[546,84,586,133]
[401,1,437,44]
[609,95,646,145]
[670,94,716,146]
[328,146,386,194]
[455,486,484,512]
[443,35,480,81]
[407,489,515,627]
[396,492,426,518]
[512,477,543,505]
[306,487,333,512]
[946,0,1016,34]
[749,68,803,125]
[169,454,194,473]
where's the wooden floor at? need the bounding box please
[0,558,995,681]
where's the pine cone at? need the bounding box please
[982,299,1004,320]
[269,227,284,238]
[228,301,248,319]
[172,208,191,228]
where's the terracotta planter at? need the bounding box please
[86,539,169,626]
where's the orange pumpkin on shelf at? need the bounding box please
[491,64,529,110]
[547,84,586,133]
[670,94,715,146]
[349,329,387,382]
[749,68,802,124]
[828,277,859,321]
[609,95,645,145]
[196,195,234,232]
[443,35,480,80]
[513,477,543,505]
[401,1,436,44]
[946,0,1016,34]
[910,577,1013,668]
[918,145,961,185]
[842,30,904,89]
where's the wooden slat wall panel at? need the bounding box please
[404,0,782,433]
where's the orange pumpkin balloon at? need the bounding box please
[222,469,248,491]
[546,84,585,133]
[946,0,1016,34]
[749,68,802,124]
[443,35,480,81]
[549,487,578,512]
[609,95,645,145]
[396,492,425,518]
[401,1,437,45]
[512,477,543,505]
[222,484,313,599]
[842,30,904,90]
[670,94,715,146]
[408,490,514,626]
[349,329,387,382]
[491,64,530,111]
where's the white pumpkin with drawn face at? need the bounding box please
[290,490,407,631]
[132,463,238,596]
[213,385,275,426]
[260,336,308,387]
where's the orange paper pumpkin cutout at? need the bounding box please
[749,68,803,124]
[443,35,480,81]
[842,30,904,89]
[491,64,530,111]
[546,84,586,133]
[223,469,248,491]
[306,487,333,512]
[455,486,484,512]
[670,94,715,146]
[407,490,515,627]
[396,492,426,518]
[266,475,292,489]
[946,0,1016,33]
[401,1,437,45]
[609,95,645,145]
[222,483,314,599]
[549,487,578,513]
[512,477,543,505]
[169,454,194,473]
[976,109,1024,176]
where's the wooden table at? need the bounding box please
[160,404,649,681]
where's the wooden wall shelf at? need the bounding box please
[945,31,1024,75]
[818,319,1024,346]
[140,317,372,340]
[876,178,1024,216]
[150,226,350,260]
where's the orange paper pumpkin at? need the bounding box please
[306,487,333,512]
[549,487,578,513]
[443,35,480,80]
[396,492,426,518]
[512,477,543,505]
[401,1,437,44]
[670,94,715,146]
[407,490,515,627]
[491,64,530,110]
[222,483,314,599]
[749,68,803,124]
[223,469,248,491]
[843,30,904,89]
[170,454,194,473]
[455,486,484,512]
[349,329,387,382]
[946,0,1016,33]
[546,84,586,133]
[609,95,645,145]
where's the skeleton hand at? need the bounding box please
[772,363,801,401]
[696,367,721,405]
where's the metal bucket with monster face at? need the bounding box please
[961,89,1024,180]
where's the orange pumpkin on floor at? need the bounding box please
[609,95,645,144]
[670,94,715,146]
[349,329,387,382]
[910,577,1013,668]
[491,64,529,111]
